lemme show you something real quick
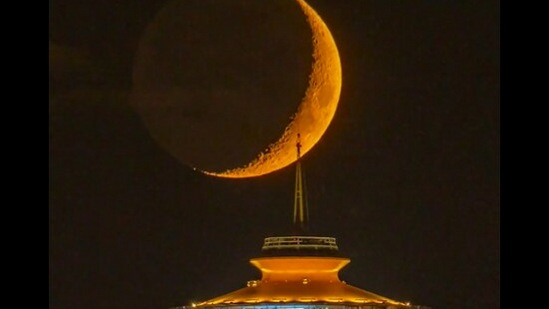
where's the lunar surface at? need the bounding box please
[131,0,341,178]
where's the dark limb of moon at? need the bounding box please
[131,0,341,178]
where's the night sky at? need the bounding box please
[49,1,500,309]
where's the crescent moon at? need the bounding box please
[204,0,342,178]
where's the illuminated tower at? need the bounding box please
[174,136,430,309]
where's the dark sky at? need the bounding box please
[49,1,500,309]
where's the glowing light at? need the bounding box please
[203,0,342,178]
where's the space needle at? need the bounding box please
[173,134,430,309]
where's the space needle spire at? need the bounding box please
[293,133,308,234]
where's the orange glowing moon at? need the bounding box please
[204,0,342,178]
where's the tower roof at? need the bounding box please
[196,256,409,308]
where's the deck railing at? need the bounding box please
[262,236,338,251]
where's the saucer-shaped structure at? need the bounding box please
[194,236,411,309]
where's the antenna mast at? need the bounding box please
[293,133,308,234]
